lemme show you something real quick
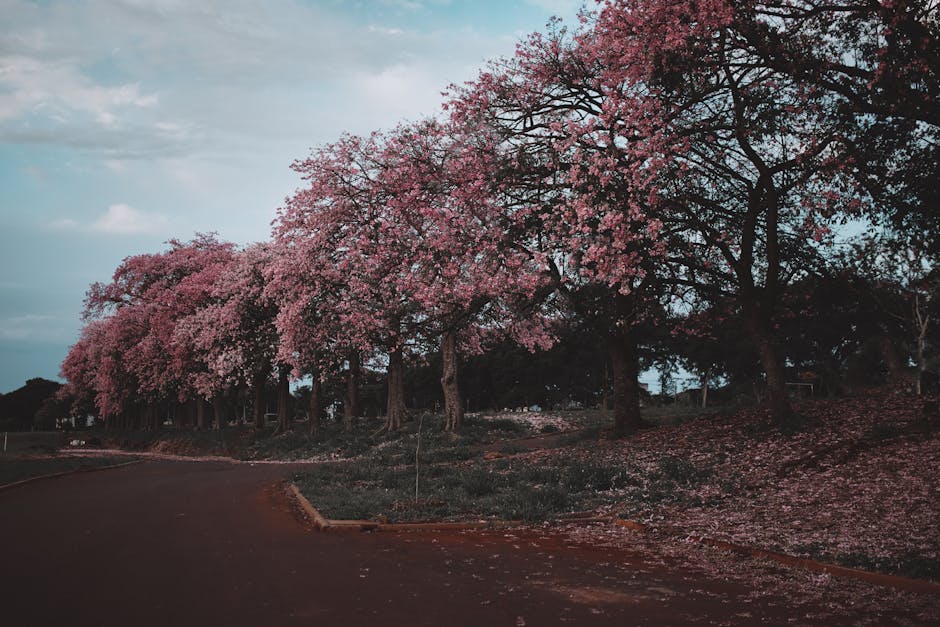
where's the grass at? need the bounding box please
[791,543,940,581]
[292,447,638,523]
[0,456,131,486]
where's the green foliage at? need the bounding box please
[562,462,617,492]
[503,485,570,522]
[0,378,62,431]
[461,467,500,497]
[657,455,703,485]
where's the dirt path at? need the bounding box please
[0,459,922,626]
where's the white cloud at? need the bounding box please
[0,55,158,123]
[350,64,447,120]
[91,203,168,235]
[46,204,169,235]
[368,25,406,35]
[0,314,55,341]
[0,0,536,160]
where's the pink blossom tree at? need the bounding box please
[80,234,236,428]
[271,132,392,433]
[578,0,867,426]
[175,242,281,430]
[273,119,554,432]
[443,18,676,435]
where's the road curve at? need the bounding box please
[0,459,864,626]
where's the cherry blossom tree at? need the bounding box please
[375,120,556,431]
[444,17,678,435]
[271,132,393,433]
[79,234,236,428]
[569,0,870,426]
[273,121,553,432]
[175,242,281,430]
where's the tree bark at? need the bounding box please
[343,352,360,433]
[213,394,226,431]
[441,330,463,431]
[276,368,291,432]
[744,309,792,427]
[252,370,266,429]
[196,398,207,431]
[878,334,907,385]
[608,326,643,437]
[309,375,321,436]
[386,346,407,432]
[913,294,929,396]
[701,368,710,409]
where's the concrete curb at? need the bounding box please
[287,484,939,594]
[286,482,610,533]
[0,459,144,493]
[613,519,940,595]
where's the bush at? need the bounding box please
[657,455,706,485]
[461,467,500,497]
[563,462,617,492]
[507,485,569,521]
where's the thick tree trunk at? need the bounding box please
[744,311,792,427]
[276,368,291,432]
[252,370,266,429]
[309,376,321,436]
[441,331,463,431]
[878,334,907,385]
[385,347,407,432]
[196,398,207,431]
[608,327,642,437]
[213,394,226,431]
[343,352,360,433]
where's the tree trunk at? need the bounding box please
[441,331,463,431]
[701,369,710,409]
[608,327,642,437]
[914,294,929,396]
[213,394,226,431]
[343,352,360,433]
[878,334,907,385]
[276,368,291,432]
[744,310,792,427]
[196,398,207,431]
[386,347,407,432]
[309,375,321,436]
[252,370,266,429]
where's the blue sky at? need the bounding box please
[0,0,590,393]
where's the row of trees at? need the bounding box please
[61,0,937,435]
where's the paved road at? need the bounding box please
[0,460,843,626]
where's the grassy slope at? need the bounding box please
[292,394,939,581]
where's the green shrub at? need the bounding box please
[507,485,570,521]
[563,462,617,492]
[461,467,500,497]
[658,455,706,485]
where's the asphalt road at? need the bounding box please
[0,459,849,626]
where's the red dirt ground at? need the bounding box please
[0,459,934,626]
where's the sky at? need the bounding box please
[0,0,595,393]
